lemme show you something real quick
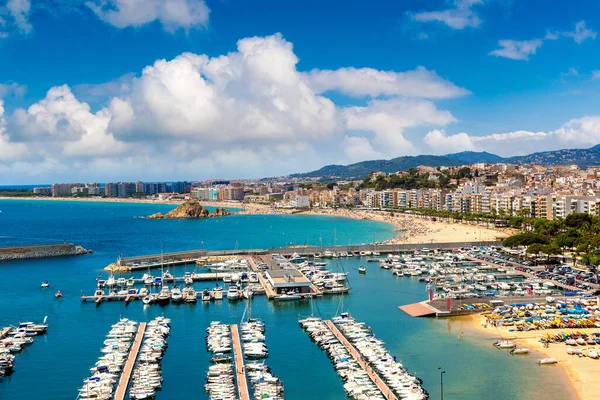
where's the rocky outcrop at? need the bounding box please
[147,200,231,219]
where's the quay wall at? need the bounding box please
[0,243,92,262]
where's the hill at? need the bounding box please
[291,145,600,179]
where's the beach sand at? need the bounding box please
[468,314,600,400]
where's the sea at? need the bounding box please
[0,199,574,400]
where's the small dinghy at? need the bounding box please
[54,290,63,298]
[510,348,530,355]
[494,340,516,349]
[587,350,599,359]
[358,266,366,274]
[538,358,557,365]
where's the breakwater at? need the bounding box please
[0,243,92,262]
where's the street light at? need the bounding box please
[438,367,446,400]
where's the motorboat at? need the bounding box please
[55,291,63,298]
[182,287,197,303]
[202,289,212,302]
[170,286,183,303]
[277,291,301,301]
[142,295,153,305]
[510,348,530,355]
[41,281,49,288]
[227,285,240,300]
[156,288,170,305]
[358,267,366,274]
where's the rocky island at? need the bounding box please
[146,200,231,219]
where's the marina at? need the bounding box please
[0,200,578,400]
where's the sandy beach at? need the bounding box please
[468,313,600,400]
[0,196,510,245]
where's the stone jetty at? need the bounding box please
[0,243,92,262]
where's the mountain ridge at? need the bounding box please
[290,145,600,179]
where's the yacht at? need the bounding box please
[227,285,240,300]
[183,287,197,303]
[156,287,170,305]
[202,289,212,302]
[170,286,183,303]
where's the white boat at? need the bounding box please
[587,350,599,359]
[170,286,183,303]
[227,285,239,300]
[142,296,152,305]
[510,348,530,355]
[358,267,366,274]
[538,358,557,365]
[277,291,301,301]
[40,281,49,288]
[494,340,516,349]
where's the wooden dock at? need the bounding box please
[114,322,146,400]
[325,320,398,400]
[230,324,250,400]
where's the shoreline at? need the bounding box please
[466,313,600,400]
[0,196,510,245]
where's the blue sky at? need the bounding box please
[1,0,600,183]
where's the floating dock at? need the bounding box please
[230,324,250,400]
[325,320,398,400]
[114,322,146,400]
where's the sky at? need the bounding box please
[2,0,600,184]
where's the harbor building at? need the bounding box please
[264,270,312,295]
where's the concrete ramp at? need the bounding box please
[398,302,438,317]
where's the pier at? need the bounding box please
[114,322,146,400]
[325,320,398,400]
[0,243,91,262]
[106,240,502,271]
[230,324,250,400]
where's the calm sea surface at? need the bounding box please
[0,200,573,399]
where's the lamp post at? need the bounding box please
[438,367,446,400]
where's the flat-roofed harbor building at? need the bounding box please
[264,270,312,294]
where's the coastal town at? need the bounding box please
[19,161,600,221]
[3,2,600,400]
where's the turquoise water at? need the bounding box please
[0,200,573,400]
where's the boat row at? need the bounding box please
[129,317,171,400]
[205,322,236,399]
[77,318,138,400]
[0,319,48,377]
[295,261,351,295]
[333,313,428,400]
[299,317,386,399]
[240,320,285,399]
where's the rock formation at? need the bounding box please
[147,200,231,219]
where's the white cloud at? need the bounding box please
[6,0,31,33]
[0,33,462,182]
[304,66,470,99]
[0,82,26,98]
[424,129,476,154]
[342,136,386,163]
[489,39,543,61]
[555,116,600,145]
[563,21,596,44]
[344,98,455,157]
[545,30,559,40]
[86,0,210,32]
[411,0,483,30]
[561,67,579,77]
